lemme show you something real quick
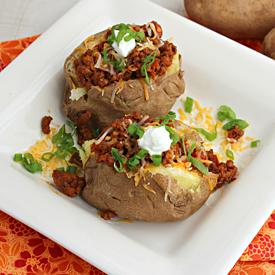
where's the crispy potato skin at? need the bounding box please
[82,155,218,223]
[62,29,185,129]
[185,0,275,39]
[262,27,275,59]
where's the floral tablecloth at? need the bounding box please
[1,35,275,275]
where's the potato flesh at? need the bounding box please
[146,164,202,192]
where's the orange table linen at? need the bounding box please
[0,35,274,275]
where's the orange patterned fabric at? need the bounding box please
[0,35,273,275]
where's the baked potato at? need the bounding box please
[81,112,221,222]
[62,21,185,130]
[262,27,275,59]
[184,0,275,39]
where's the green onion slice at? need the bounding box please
[185,143,209,175]
[127,149,149,170]
[222,119,249,130]
[189,157,209,175]
[127,122,144,138]
[13,153,22,162]
[66,166,78,173]
[185,97,194,113]
[101,48,109,62]
[217,105,236,122]
[193,123,218,142]
[187,143,196,159]
[182,136,187,156]
[66,120,77,135]
[226,149,234,160]
[21,153,43,173]
[56,167,65,172]
[152,155,162,166]
[92,128,101,139]
[165,125,179,145]
[109,61,126,71]
[251,140,261,148]
[54,148,68,160]
[156,111,176,126]
[41,152,54,162]
[111,148,127,173]
[141,50,158,85]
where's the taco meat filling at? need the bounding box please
[90,112,238,188]
[74,21,178,89]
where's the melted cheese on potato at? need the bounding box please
[145,164,202,192]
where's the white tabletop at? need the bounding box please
[0,0,185,42]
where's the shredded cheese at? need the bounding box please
[206,176,214,191]
[139,78,149,100]
[142,183,156,194]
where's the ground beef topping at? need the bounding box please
[227,125,244,141]
[74,21,178,90]
[52,170,85,197]
[41,116,53,134]
[73,111,94,145]
[90,113,238,188]
[207,149,238,188]
[91,112,207,171]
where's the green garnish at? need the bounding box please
[185,97,194,113]
[189,157,209,175]
[66,166,78,173]
[187,143,196,159]
[165,125,179,145]
[101,48,109,62]
[108,61,126,71]
[111,148,127,173]
[127,149,149,170]
[152,155,162,166]
[13,153,22,162]
[226,149,234,160]
[92,128,101,139]
[127,122,144,138]
[41,152,54,162]
[182,136,187,156]
[156,111,176,126]
[14,153,43,174]
[217,105,236,122]
[222,119,249,130]
[56,167,65,171]
[43,120,78,172]
[107,23,145,46]
[101,48,126,71]
[187,143,209,175]
[141,50,158,85]
[193,123,218,142]
[251,140,260,148]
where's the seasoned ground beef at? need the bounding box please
[74,21,177,89]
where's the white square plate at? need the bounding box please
[1,0,275,274]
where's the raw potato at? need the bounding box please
[262,27,275,59]
[184,0,275,39]
[62,29,185,130]
[83,156,218,222]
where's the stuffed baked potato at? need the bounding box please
[80,112,230,222]
[62,21,185,130]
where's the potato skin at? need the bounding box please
[185,0,275,39]
[262,27,275,59]
[62,29,185,130]
[82,155,218,223]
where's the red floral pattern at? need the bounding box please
[0,34,274,275]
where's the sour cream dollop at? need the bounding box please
[112,30,136,58]
[138,126,172,156]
